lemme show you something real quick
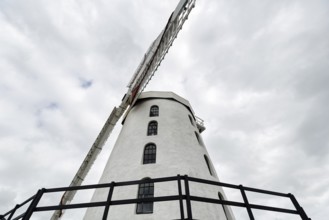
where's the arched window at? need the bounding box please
[147,121,158,136]
[143,144,156,164]
[150,105,159,117]
[188,115,195,126]
[195,131,203,146]
[204,155,213,176]
[136,178,154,214]
[218,192,230,220]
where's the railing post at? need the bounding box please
[289,193,311,220]
[7,204,19,220]
[22,188,45,220]
[239,185,255,220]
[184,175,193,220]
[177,175,185,220]
[102,182,115,220]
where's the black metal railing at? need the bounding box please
[0,175,311,220]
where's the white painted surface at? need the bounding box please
[84,91,234,220]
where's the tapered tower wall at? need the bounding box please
[84,91,234,220]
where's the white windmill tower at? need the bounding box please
[83,91,234,220]
[47,0,234,219]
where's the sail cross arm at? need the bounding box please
[50,105,126,219]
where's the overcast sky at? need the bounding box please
[0,0,328,219]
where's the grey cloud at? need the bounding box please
[80,79,93,89]
[0,188,16,211]
[293,99,329,156]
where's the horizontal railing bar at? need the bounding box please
[187,176,290,197]
[35,195,183,212]
[2,195,36,217]
[45,183,112,193]
[45,176,178,193]
[41,176,290,199]
[35,201,107,211]
[249,203,298,215]
[115,176,178,187]
[110,195,181,205]
[11,212,25,220]
[190,196,298,215]
[187,176,240,189]
[190,195,247,208]
[2,211,11,218]
[243,186,290,197]
[18,195,36,207]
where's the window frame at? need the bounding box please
[194,131,203,146]
[147,121,158,136]
[143,143,156,164]
[188,115,195,126]
[149,105,159,117]
[204,155,213,176]
[218,192,231,220]
[136,178,154,214]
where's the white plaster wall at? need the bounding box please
[84,92,234,220]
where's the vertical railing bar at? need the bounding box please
[184,175,193,220]
[7,205,19,220]
[22,188,45,220]
[102,182,115,220]
[289,193,311,220]
[177,175,185,220]
[300,207,311,220]
[239,185,255,220]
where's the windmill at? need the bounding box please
[51,0,196,219]
[0,0,312,219]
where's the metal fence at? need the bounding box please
[0,175,311,220]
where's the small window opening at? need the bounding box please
[136,178,154,214]
[143,144,156,164]
[188,115,195,126]
[204,155,213,176]
[147,121,158,136]
[194,131,203,146]
[150,105,159,117]
[218,192,230,220]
